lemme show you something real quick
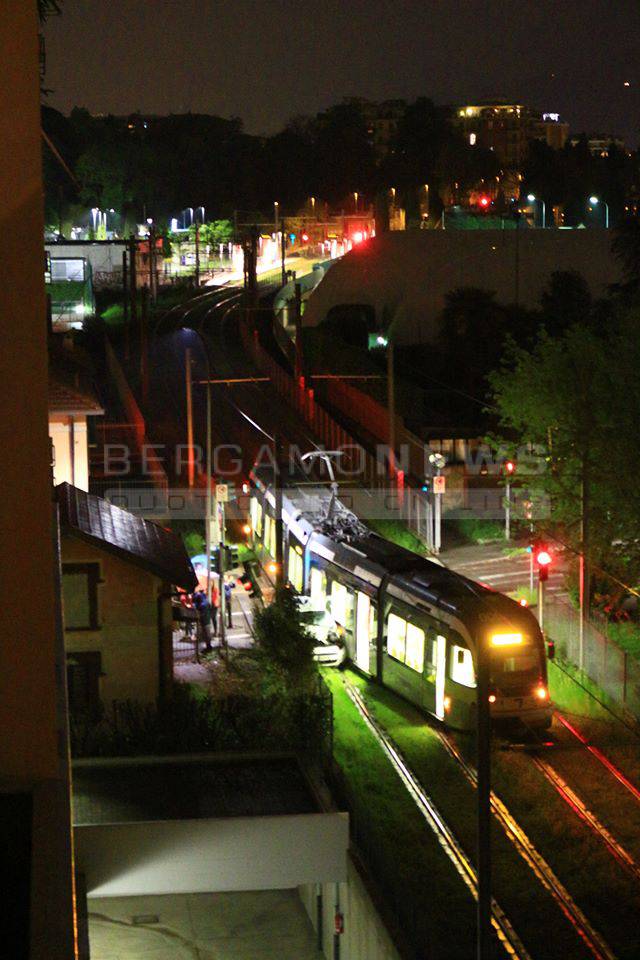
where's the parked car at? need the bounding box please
[297,597,346,667]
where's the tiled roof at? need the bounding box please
[57,483,197,590]
[49,375,104,414]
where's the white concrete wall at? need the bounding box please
[299,857,401,960]
[50,415,89,490]
[76,812,349,898]
[302,229,620,344]
[46,241,126,279]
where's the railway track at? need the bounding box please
[556,713,640,805]
[343,679,617,960]
[436,730,617,960]
[344,681,533,960]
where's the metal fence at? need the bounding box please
[543,594,640,716]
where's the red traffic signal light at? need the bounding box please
[536,547,552,582]
[301,232,309,242]
[504,460,516,475]
[478,195,491,208]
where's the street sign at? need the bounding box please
[433,476,446,495]
[215,484,229,503]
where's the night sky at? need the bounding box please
[45,0,639,145]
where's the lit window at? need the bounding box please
[250,497,263,538]
[264,515,276,557]
[451,645,476,688]
[405,623,425,673]
[387,612,407,662]
[309,566,326,607]
[288,545,303,593]
[331,581,349,627]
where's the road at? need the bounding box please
[439,540,568,600]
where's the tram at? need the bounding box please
[248,472,552,731]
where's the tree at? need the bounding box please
[251,587,318,692]
[539,271,593,336]
[488,315,640,601]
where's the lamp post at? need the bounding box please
[589,196,609,228]
[353,191,358,211]
[274,200,280,234]
[526,193,546,229]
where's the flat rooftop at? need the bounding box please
[73,757,319,825]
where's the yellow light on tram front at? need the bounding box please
[490,632,523,647]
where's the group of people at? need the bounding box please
[191,578,235,652]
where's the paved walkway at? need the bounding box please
[88,889,323,959]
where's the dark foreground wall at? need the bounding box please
[303,228,620,344]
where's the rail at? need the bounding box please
[344,680,532,960]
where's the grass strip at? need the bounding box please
[344,671,595,960]
[324,671,481,959]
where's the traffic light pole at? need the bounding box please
[218,499,227,657]
[476,636,492,960]
[504,479,511,540]
[281,220,287,288]
[538,574,546,631]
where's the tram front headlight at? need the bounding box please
[535,684,548,700]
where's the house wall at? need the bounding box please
[61,534,165,707]
[50,414,90,490]
[0,5,76,957]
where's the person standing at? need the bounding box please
[224,577,233,629]
[210,579,219,639]
[193,588,212,653]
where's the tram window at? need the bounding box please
[288,545,303,593]
[424,637,437,683]
[310,567,326,607]
[387,612,406,663]
[331,581,349,627]
[250,497,263,538]
[450,644,476,688]
[264,515,276,557]
[497,652,538,675]
[405,623,425,674]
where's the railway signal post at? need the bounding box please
[503,460,515,540]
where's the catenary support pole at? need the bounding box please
[185,347,195,487]
[476,634,491,960]
[274,433,284,588]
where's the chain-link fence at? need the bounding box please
[544,594,640,716]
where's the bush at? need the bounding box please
[70,681,332,759]
[251,586,318,693]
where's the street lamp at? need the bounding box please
[353,191,358,211]
[274,200,280,234]
[526,194,546,229]
[589,196,609,228]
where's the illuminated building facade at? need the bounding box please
[453,100,569,168]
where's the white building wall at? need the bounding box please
[299,857,401,960]
[50,415,89,490]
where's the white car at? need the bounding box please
[297,599,347,667]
